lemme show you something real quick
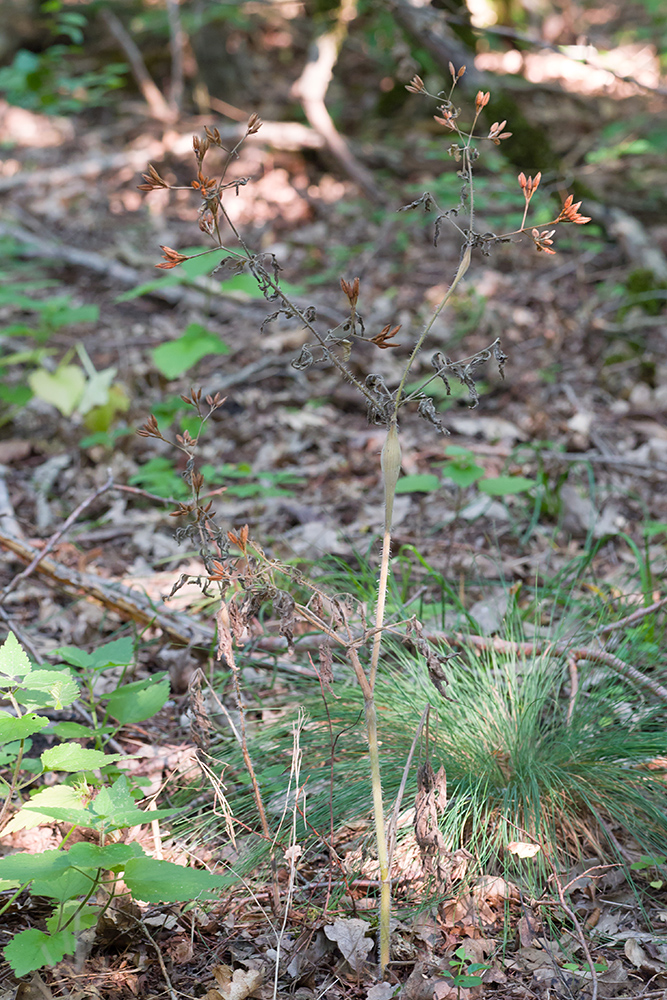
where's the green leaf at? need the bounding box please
[152,323,230,379]
[65,840,145,869]
[50,721,94,738]
[123,856,235,903]
[395,474,441,494]
[3,927,76,976]
[18,668,79,710]
[51,646,93,669]
[31,866,93,902]
[0,631,33,684]
[104,673,170,724]
[478,476,536,496]
[88,637,135,671]
[28,364,86,416]
[0,849,73,881]
[41,743,125,772]
[0,711,49,743]
[0,782,93,835]
[91,775,175,829]
[442,462,485,488]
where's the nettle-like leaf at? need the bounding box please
[41,743,125,772]
[1,784,90,836]
[90,775,176,830]
[0,710,49,744]
[0,631,33,685]
[18,668,79,711]
[4,927,76,977]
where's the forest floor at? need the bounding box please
[1,34,667,1000]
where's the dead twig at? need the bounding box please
[291,0,384,204]
[429,632,667,704]
[100,8,175,122]
[0,532,215,648]
[1,472,114,601]
[596,595,667,636]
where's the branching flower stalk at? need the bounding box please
[139,65,590,975]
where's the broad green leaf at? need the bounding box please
[28,364,86,416]
[50,721,94,738]
[41,744,125,772]
[1,784,90,835]
[91,775,175,829]
[0,849,73,881]
[31,867,93,902]
[88,637,135,671]
[51,646,93,669]
[26,806,97,828]
[3,927,76,976]
[65,840,145,869]
[123,856,235,903]
[105,673,170,724]
[478,476,536,496]
[395,474,441,494]
[152,323,230,379]
[0,631,33,684]
[18,669,79,710]
[442,462,485,488]
[0,711,49,743]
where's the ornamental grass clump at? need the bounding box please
[139,66,594,972]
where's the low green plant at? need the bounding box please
[128,455,303,502]
[0,0,127,116]
[395,445,536,500]
[440,945,490,996]
[0,631,233,976]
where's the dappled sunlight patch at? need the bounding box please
[475,43,661,98]
[0,100,73,146]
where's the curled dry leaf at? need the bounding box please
[208,965,264,1000]
[324,917,374,973]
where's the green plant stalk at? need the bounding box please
[348,647,390,972]
[364,249,472,972]
[370,247,472,687]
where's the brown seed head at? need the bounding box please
[406,75,426,94]
[531,228,556,254]
[475,90,490,110]
[340,276,360,306]
[372,324,401,349]
[156,246,188,269]
[518,171,541,201]
[488,120,512,144]
[247,112,262,134]
[558,194,591,224]
[137,164,169,191]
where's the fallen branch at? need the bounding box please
[439,631,667,704]
[0,532,215,648]
[291,0,384,204]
